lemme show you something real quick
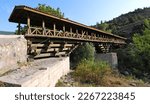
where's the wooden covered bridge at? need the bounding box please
[9,5,126,59]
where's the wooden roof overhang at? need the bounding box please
[9,5,126,41]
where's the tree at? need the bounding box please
[70,43,95,66]
[15,25,27,35]
[118,19,150,77]
[132,19,150,74]
[95,22,112,33]
[37,4,64,18]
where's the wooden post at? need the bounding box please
[53,23,56,36]
[86,31,88,35]
[86,31,88,39]
[70,27,72,36]
[18,23,21,35]
[63,25,65,32]
[81,30,83,34]
[42,20,45,35]
[81,31,85,37]
[27,16,30,34]
[70,27,72,33]
[76,29,78,34]
[76,29,78,38]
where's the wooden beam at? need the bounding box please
[34,53,55,59]
[68,44,79,55]
[36,48,70,53]
[31,43,74,48]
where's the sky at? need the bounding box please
[0,0,150,32]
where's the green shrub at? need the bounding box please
[70,42,95,66]
[73,60,110,85]
[117,19,150,78]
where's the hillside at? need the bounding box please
[94,7,150,39]
[0,31,15,35]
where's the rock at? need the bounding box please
[130,83,136,86]
[123,71,129,76]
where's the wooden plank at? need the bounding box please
[31,43,74,48]
[55,52,66,56]
[35,48,70,53]
[31,44,61,47]
[34,53,55,59]
[26,37,80,44]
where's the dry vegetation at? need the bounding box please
[56,60,150,87]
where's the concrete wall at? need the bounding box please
[0,35,27,75]
[95,53,118,69]
[22,57,70,87]
[0,57,70,87]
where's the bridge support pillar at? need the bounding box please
[95,52,118,69]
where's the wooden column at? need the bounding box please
[42,20,45,35]
[63,25,65,32]
[76,29,78,34]
[86,31,88,39]
[27,16,30,34]
[86,31,88,35]
[53,23,56,36]
[70,27,72,33]
[81,30,85,37]
[18,23,21,35]
[76,29,78,38]
[70,27,72,36]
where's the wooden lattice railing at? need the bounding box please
[26,26,125,44]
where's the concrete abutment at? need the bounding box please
[95,53,118,69]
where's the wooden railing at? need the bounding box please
[26,26,125,44]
